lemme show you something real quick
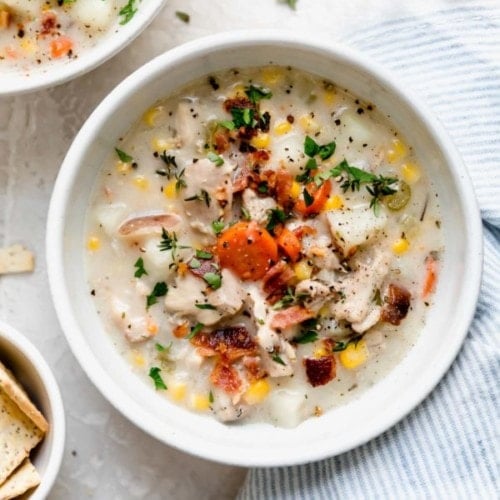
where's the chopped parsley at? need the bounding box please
[115,147,133,163]
[218,120,236,131]
[195,249,213,260]
[133,257,148,278]
[149,367,167,390]
[266,207,287,233]
[155,342,171,353]
[212,220,225,235]
[146,281,168,309]
[272,353,286,365]
[207,151,224,167]
[186,322,204,340]
[203,272,222,290]
[303,187,314,207]
[119,0,138,25]
[294,318,319,344]
[195,303,217,310]
[245,85,273,105]
[175,11,190,23]
[304,135,336,160]
[209,390,215,403]
[231,107,255,128]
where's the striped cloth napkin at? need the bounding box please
[239,4,499,499]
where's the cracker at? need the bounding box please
[0,361,48,433]
[0,388,44,485]
[0,458,40,500]
[0,245,34,275]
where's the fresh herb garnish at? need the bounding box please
[266,208,287,233]
[296,158,318,184]
[175,10,190,23]
[175,169,187,191]
[373,288,382,306]
[281,0,297,9]
[218,120,236,131]
[155,342,172,353]
[149,367,167,390]
[241,206,252,221]
[146,282,168,309]
[272,287,307,310]
[294,330,318,344]
[159,229,178,252]
[203,272,222,290]
[272,353,286,365]
[186,322,204,340]
[245,85,273,105]
[195,249,213,260]
[184,189,211,207]
[212,220,225,235]
[207,151,224,167]
[304,136,336,160]
[115,147,133,163]
[158,152,178,178]
[119,0,138,25]
[133,257,148,278]
[195,303,217,310]
[231,107,255,128]
[303,187,314,207]
[189,258,201,269]
[209,390,214,403]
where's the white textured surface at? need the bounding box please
[0,0,465,498]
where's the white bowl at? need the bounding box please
[0,320,65,498]
[1,1,167,96]
[46,31,482,467]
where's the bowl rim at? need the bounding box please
[0,0,167,96]
[0,319,66,498]
[46,30,483,467]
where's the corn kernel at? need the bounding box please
[170,382,187,402]
[177,262,188,276]
[133,175,149,190]
[339,340,368,369]
[299,114,320,134]
[294,260,313,281]
[115,160,131,174]
[318,305,330,317]
[289,181,301,200]
[244,379,271,405]
[191,393,211,411]
[314,346,329,358]
[20,38,37,54]
[400,162,422,184]
[130,351,145,367]
[151,137,174,152]
[147,321,158,335]
[143,106,163,127]
[87,236,100,251]
[324,195,344,211]
[323,90,336,105]
[250,133,270,150]
[386,138,407,163]
[163,180,177,199]
[231,84,246,97]
[274,121,292,135]
[392,238,410,255]
[261,67,283,85]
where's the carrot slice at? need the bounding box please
[422,254,438,298]
[50,36,73,58]
[276,227,301,262]
[216,221,278,280]
[271,305,315,330]
[294,180,331,216]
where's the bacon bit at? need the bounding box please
[223,96,253,113]
[275,169,294,210]
[262,261,295,304]
[191,326,257,361]
[271,305,315,330]
[210,360,242,394]
[173,322,189,339]
[232,165,251,193]
[243,355,267,382]
[50,35,73,58]
[41,12,57,35]
[214,131,230,153]
[293,225,317,239]
[381,284,411,325]
[250,149,270,165]
[304,356,336,387]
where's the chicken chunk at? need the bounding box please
[242,189,277,225]
[295,279,332,313]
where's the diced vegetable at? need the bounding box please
[422,254,438,298]
[294,180,331,216]
[276,227,301,262]
[216,221,278,280]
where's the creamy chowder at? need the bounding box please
[0,0,138,71]
[85,66,442,427]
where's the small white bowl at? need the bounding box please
[0,320,65,499]
[46,31,482,467]
[0,1,167,96]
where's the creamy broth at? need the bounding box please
[85,66,442,427]
[0,0,136,71]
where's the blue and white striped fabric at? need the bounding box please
[239,5,499,499]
